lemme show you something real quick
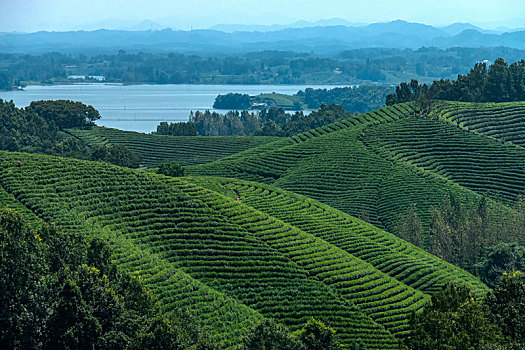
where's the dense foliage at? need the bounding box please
[485,271,525,347]
[387,58,525,104]
[0,209,212,350]
[395,195,525,275]
[90,144,141,168]
[26,100,100,129]
[0,99,90,158]
[5,47,525,88]
[212,86,392,114]
[476,243,525,288]
[407,276,525,350]
[302,86,392,113]
[184,104,349,137]
[0,99,141,167]
[241,318,341,350]
[406,284,502,350]
[213,93,251,109]
[157,161,185,177]
[154,121,197,136]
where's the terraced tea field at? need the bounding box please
[432,101,525,147]
[188,103,503,235]
[362,116,525,203]
[183,177,487,335]
[4,99,523,349]
[67,126,281,167]
[0,151,403,349]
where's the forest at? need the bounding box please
[4,47,525,89]
[154,103,349,137]
[388,58,525,104]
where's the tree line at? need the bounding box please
[6,47,525,89]
[407,277,525,350]
[212,86,392,115]
[387,58,525,105]
[154,104,350,137]
[396,194,525,287]
[0,209,215,349]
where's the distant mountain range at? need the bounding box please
[209,18,367,33]
[3,19,525,55]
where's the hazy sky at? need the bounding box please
[1,0,525,32]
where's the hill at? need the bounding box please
[67,126,280,168]
[187,102,522,243]
[0,151,489,347]
[361,115,525,204]
[432,100,525,147]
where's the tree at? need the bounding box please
[484,58,510,103]
[154,121,197,136]
[27,100,101,129]
[293,319,342,350]
[0,210,47,349]
[90,144,141,168]
[157,161,185,177]
[406,284,503,350]
[254,121,284,137]
[242,319,301,350]
[475,243,525,288]
[485,271,525,346]
[396,205,424,248]
[0,208,214,349]
[213,93,251,109]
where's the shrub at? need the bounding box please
[157,161,185,177]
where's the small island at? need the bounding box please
[213,85,393,114]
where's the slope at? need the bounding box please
[187,103,506,235]
[432,100,525,147]
[361,115,525,204]
[0,151,399,349]
[67,126,281,168]
[181,176,487,335]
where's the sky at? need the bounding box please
[1,0,525,32]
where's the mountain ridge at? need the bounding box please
[3,20,525,54]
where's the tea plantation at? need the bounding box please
[68,126,281,167]
[432,100,525,147]
[187,103,516,236]
[3,99,525,349]
[0,152,402,349]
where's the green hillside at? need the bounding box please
[187,103,511,235]
[189,177,487,295]
[186,176,487,335]
[0,152,402,349]
[0,151,491,347]
[362,115,525,204]
[432,101,525,147]
[67,126,281,168]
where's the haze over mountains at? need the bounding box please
[3,19,525,55]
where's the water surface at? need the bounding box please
[0,84,348,133]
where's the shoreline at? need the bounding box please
[2,81,358,92]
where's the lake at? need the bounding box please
[0,84,350,133]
